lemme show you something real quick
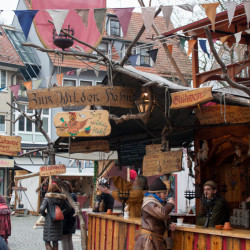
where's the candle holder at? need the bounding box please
[118,190,130,215]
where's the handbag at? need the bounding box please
[54,205,64,221]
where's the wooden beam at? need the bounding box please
[192,37,199,88]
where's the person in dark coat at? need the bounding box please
[62,181,77,250]
[39,183,71,250]
[0,195,11,244]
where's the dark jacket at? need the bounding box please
[134,195,174,250]
[96,193,114,212]
[63,192,77,235]
[39,192,71,242]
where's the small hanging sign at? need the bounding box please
[0,135,21,156]
[54,110,111,137]
[39,164,66,176]
[69,140,110,153]
[143,150,183,176]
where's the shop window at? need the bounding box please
[63,79,76,87]
[80,80,92,86]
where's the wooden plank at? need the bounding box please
[39,164,66,176]
[113,221,119,250]
[172,230,183,250]
[143,150,183,176]
[54,110,111,137]
[87,216,92,250]
[210,235,222,250]
[128,224,136,250]
[183,232,194,250]
[246,239,250,250]
[70,140,110,153]
[0,159,14,168]
[118,222,127,250]
[145,144,162,155]
[170,86,213,109]
[0,135,21,156]
[95,218,100,250]
[100,218,106,250]
[27,85,135,109]
[91,216,96,250]
[195,105,250,125]
[227,237,241,250]
[106,219,113,250]
[197,234,206,250]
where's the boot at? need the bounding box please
[45,243,53,250]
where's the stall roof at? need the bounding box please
[14,157,45,173]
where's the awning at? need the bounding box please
[14,157,45,173]
[59,167,94,177]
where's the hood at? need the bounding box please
[45,192,66,200]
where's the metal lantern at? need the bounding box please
[53,25,74,50]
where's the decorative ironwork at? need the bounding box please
[53,25,74,50]
[118,190,130,215]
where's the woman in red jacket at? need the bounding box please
[0,195,11,243]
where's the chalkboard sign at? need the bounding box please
[118,141,147,166]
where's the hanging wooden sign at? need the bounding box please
[143,150,183,176]
[69,140,110,153]
[27,86,135,110]
[170,86,213,109]
[0,135,21,156]
[195,105,250,125]
[146,144,162,155]
[54,110,111,137]
[39,164,66,176]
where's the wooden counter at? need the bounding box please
[87,213,250,250]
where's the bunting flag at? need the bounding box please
[244,2,250,28]
[225,2,237,27]
[161,6,173,28]
[75,9,89,28]
[113,40,124,56]
[201,3,220,31]
[220,35,231,44]
[147,48,158,63]
[128,54,139,67]
[212,38,218,44]
[141,7,156,35]
[46,10,69,35]
[65,70,75,75]
[234,31,242,46]
[23,81,32,90]
[167,45,173,54]
[94,8,106,35]
[177,4,194,13]
[14,10,39,39]
[187,39,197,57]
[56,73,64,86]
[199,40,210,58]
[45,76,51,87]
[180,37,186,50]
[76,68,82,77]
[92,65,100,78]
[113,8,134,36]
[10,84,20,99]
[32,79,42,90]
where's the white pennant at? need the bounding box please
[75,9,89,28]
[244,2,250,28]
[161,6,173,29]
[32,79,43,90]
[177,4,194,13]
[225,2,237,27]
[47,10,69,35]
[113,40,124,57]
[76,68,82,77]
[92,65,100,78]
[141,7,156,35]
[245,29,250,34]
[234,31,242,46]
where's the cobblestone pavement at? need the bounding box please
[8,215,82,250]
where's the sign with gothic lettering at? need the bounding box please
[40,164,66,176]
[170,86,213,109]
[54,110,111,137]
[27,86,135,110]
[0,136,21,156]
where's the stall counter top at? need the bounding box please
[175,223,250,239]
[87,212,141,225]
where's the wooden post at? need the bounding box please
[192,37,199,88]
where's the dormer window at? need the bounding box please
[110,19,120,37]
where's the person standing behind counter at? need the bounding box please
[196,180,230,227]
[99,172,148,217]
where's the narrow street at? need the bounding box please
[8,215,82,250]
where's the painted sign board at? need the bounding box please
[0,159,14,168]
[195,105,250,125]
[39,164,66,176]
[69,140,110,153]
[27,86,135,110]
[31,0,106,52]
[0,135,21,156]
[170,86,213,109]
[146,144,162,155]
[143,150,183,176]
[54,110,111,137]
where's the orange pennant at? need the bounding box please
[23,81,32,90]
[167,45,173,54]
[220,35,231,44]
[187,39,197,57]
[201,3,220,31]
[56,73,64,86]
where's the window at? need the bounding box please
[80,80,92,86]
[110,19,120,37]
[0,115,5,132]
[63,79,76,87]
[140,47,151,66]
[97,43,108,55]
[0,71,7,89]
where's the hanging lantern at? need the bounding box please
[53,25,74,50]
